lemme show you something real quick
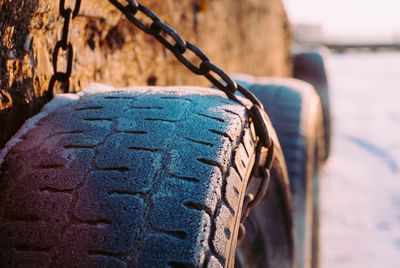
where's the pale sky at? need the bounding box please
[283,0,400,41]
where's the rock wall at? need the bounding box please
[0,0,291,148]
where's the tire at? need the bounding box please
[0,86,293,268]
[236,141,294,268]
[234,76,324,268]
[293,49,332,161]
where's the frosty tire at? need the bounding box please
[234,76,324,268]
[235,141,294,268]
[0,87,292,268]
[293,50,331,161]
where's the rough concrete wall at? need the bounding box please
[0,0,291,148]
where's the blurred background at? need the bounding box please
[0,1,398,266]
[283,0,400,267]
[285,0,400,44]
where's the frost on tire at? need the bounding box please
[0,86,259,268]
[233,76,324,268]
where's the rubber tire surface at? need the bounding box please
[293,50,331,161]
[234,76,324,268]
[0,87,261,268]
[236,142,294,268]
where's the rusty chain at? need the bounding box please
[48,0,81,98]
[50,0,274,240]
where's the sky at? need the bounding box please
[283,0,400,41]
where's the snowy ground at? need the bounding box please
[320,51,400,268]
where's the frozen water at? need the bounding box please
[0,84,228,167]
[320,51,400,268]
[0,94,79,166]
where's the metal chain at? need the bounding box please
[107,0,275,231]
[47,0,274,234]
[48,0,82,98]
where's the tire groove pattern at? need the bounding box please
[0,89,257,268]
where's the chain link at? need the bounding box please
[174,41,210,75]
[48,0,81,98]
[47,0,275,237]
[107,0,275,233]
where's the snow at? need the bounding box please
[320,51,400,268]
[233,52,400,267]
[77,83,117,96]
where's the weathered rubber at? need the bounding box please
[236,140,294,268]
[293,50,331,161]
[0,87,259,268]
[234,76,324,268]
[252,79,323,268]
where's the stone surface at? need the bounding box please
[0,0,291,148]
